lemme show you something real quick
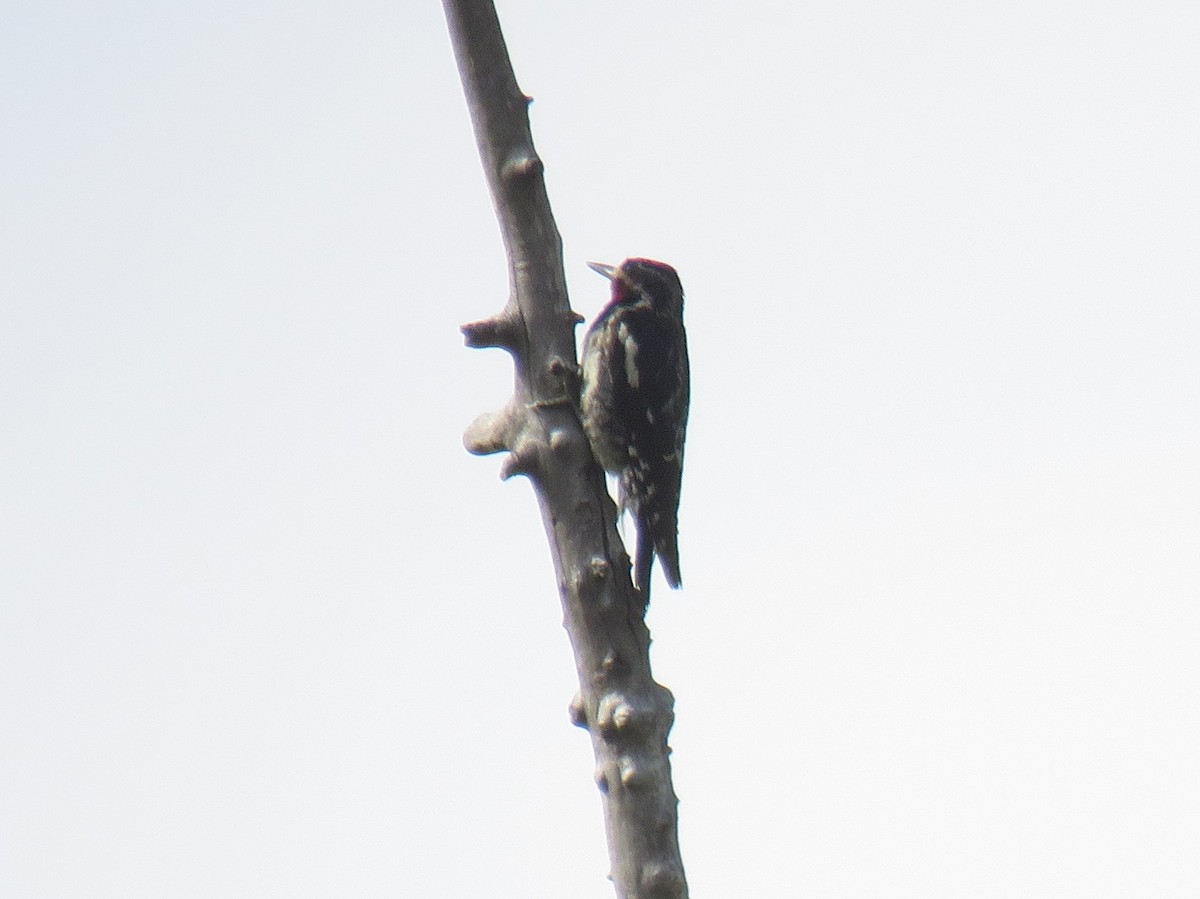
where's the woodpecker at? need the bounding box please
[580,258,690,602]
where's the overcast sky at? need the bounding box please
[3,1,1198,896]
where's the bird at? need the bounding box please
[579,258,690,602]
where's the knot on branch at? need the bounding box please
[565,550,610,603]
[501,150,543,184]
[653,682,677,718]
[593,751,670,795]
[618,752,651,788]
[547,425,575,454]
[568,693,588,730]
[619,750,669,791]
[588,555,610,582]
[640,861,688,899]
[601,651,630,678]
[596,692,660,738]
[570,554,610,599]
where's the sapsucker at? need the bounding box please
[580,258,690,601]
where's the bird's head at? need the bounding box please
[588,258,684,317]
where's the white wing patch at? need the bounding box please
[617,322,639,389]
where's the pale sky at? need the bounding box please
[3,1,1198,896]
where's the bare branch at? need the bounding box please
[442,1,689,896]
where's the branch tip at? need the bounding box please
[463,407,513,456]
[499,449,537,481]
[462,311,522,353]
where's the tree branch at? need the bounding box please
[442,2,688,897]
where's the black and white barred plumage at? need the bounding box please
[580,258,690,601]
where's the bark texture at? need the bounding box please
[442,2,688,897]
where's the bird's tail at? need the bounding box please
[657,535,682,590]
[634,526,682,603]
[635,526,654,604]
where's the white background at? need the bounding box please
[3,1,1198,895]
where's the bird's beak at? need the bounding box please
[587,261,617,280]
